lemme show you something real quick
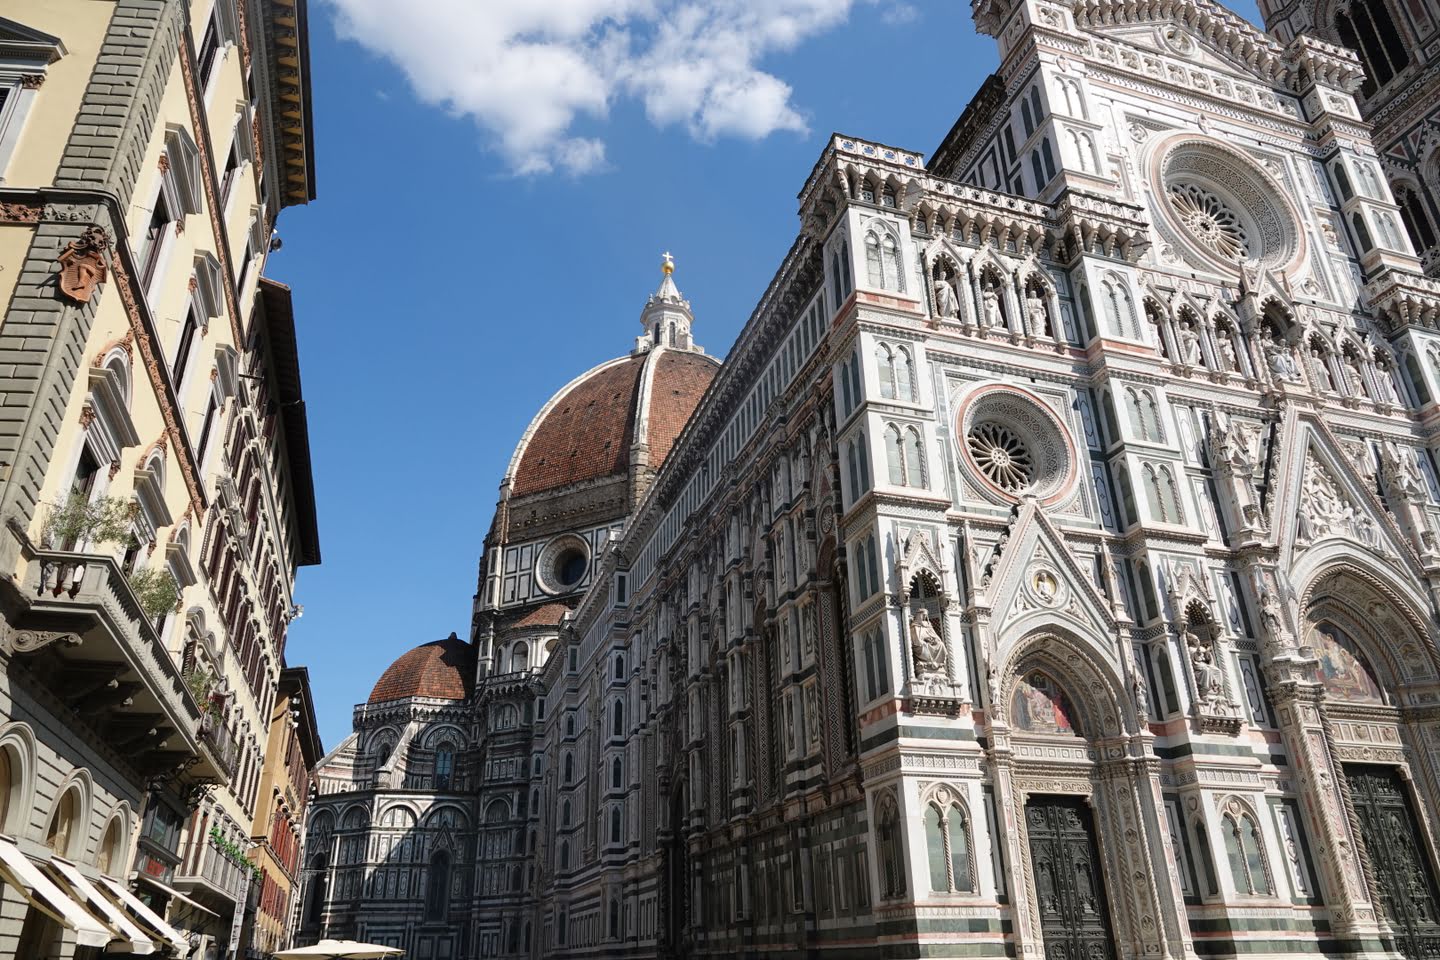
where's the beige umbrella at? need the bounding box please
[273,940,404,959]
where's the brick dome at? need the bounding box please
[508,348,719,499]
[368,634,474,704]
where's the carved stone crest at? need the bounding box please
[57,226,110,304]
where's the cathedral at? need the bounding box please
[297,0,1440,954]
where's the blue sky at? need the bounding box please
[268,0,1260,749]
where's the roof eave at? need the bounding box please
[258,279,322,566]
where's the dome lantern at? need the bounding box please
[638,251,700,354]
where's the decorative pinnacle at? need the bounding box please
[662,251,674,275]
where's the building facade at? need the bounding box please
[241,665,321,959]
[303,1,1440,960]
[0,0,321,958]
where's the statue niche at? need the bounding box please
[1178,599,1242,735]
[904,568,965,712]
[931,257,961,324]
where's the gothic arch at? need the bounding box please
[996,627,1128,739]
[1299,562,1440,689]
[420,724,467,749]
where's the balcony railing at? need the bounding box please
[198,711,240,781]
[9,539,222,778]
[175,840,250,904]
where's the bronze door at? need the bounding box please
[1026,796,1115,960]
[1346,765,1440,960]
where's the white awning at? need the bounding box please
[134,872,219,918]
[94,874,190,955]
[46,858,156,954]
[0,836,110,948]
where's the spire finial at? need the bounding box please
[662,251,675,276]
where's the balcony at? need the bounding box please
[174,839,250,907]
[1,527,225,783]
[198,711,240,782]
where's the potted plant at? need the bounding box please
[126,566,179,620]
[42,493,135,550]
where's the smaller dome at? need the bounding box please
[368,634,474,704]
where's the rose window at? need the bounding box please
[956,386,1077,505]
[1167,182,1250,260]
[967,423,1033,491]
[1152,139,1300,271]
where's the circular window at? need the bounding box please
[1167,182,1249,260]
[1152,136,1301,272]
[967,422,1033,491]
[536,535,590,595]
[956,385,1077,505]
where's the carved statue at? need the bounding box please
[1259,589,1286,642]
[1311,348,1334,392]
[1383,441,1427,501]
[909,608,949,682]
[981,284,1002,330]
[933,270,959,319]
[1132,668,1150,726]
[1376,362,1401,404]
[1345,352,1370,398]
[1178,319,1202,366]
[1262,328,1299,382]
[1026,288,1051,338]
[1207,418,1255,474]
[1216,326,1239,372]
[1185,627,1225,704]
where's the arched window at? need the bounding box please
[865,232,884,287]
[614,654,625,679]
[1335,0,1409,97]
[894,346,914,401]
[0,748,12,833]
[1396,186,1437,251]
[1222,805,1272,895]
[924,800,974,893]
[611,756,623,789]
[885,425,905,485]
[96,816,124,874]
[46,789,77,856]
[562,800,572,827]
[610,806,622,844]
[864,228,905,291]
[509,642,528,673]
[305,853,328,924]
[434,744,454,790]
[877,795,907,898]
[877,344,896,399]
[1030,86,1043,125]
[559,841,570,871]
[860,178,876,204]
[563,753,574,783]
[1352,212,1374,252]
[1159,466,1184,523]
[565,715,575,737]
[425,850,450,920]
[1031,150,1046,190]
[881,184,897,208]
[612,700,624,737]
[905,427,926,488]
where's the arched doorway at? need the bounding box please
[1009,668,1115,960]
[991,633,1185,960]
[1300,573,1440,959]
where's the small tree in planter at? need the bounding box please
[42,494,135,550]
[127,566,179,620]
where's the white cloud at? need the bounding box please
[327,0,862,174]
